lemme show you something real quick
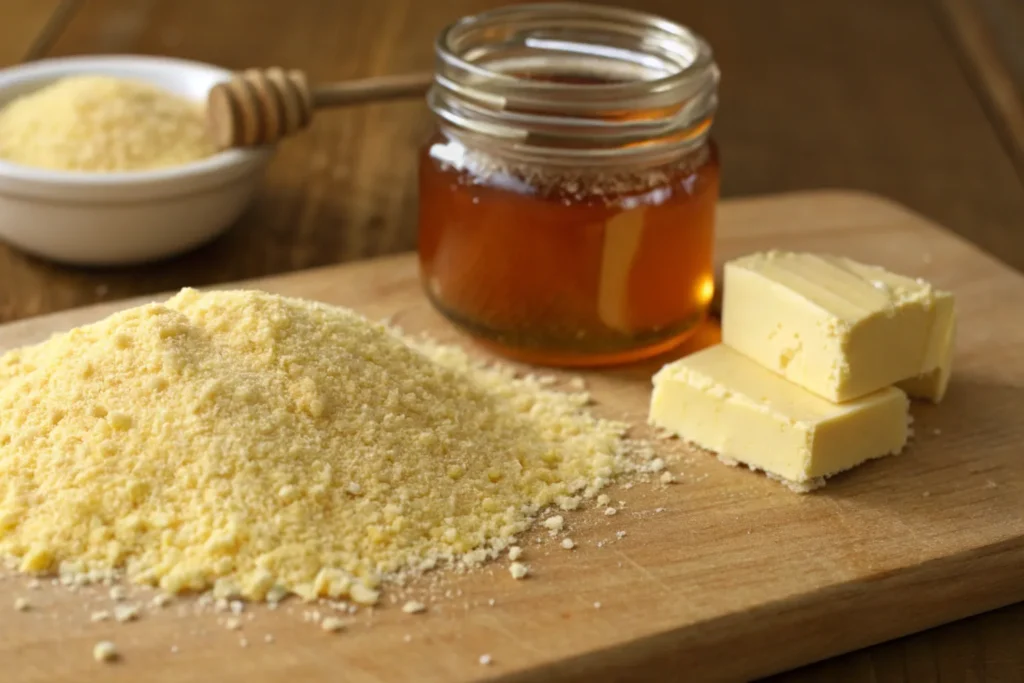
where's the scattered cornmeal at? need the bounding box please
[0,75,215,172]
[542,515,564,532]
[0,289,634,603]
[113,604,140,623]
[401,601,427,615]
[320,617,347,633]
[92,641,118,663]
[509,563,529,580]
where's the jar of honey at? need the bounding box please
[419,3,720,366]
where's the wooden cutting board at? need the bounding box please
[0,190,1022,683]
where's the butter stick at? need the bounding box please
[649,344,909,491]
[721,251,955,403]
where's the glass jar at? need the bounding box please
[418,2,720,367]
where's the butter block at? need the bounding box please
[721,251,956,403]
[649,344,909,490]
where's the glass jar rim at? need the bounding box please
[429,2,719,164]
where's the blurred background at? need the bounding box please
[1,0,1021,322]
[0,0,1022,679]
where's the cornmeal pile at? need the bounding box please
[0,75,215,171]
[0,289,632,603]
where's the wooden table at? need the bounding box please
[1,0,1022,679]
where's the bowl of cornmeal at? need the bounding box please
[0,54,273,266]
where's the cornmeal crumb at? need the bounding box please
[401,600,427,614]
[479,654,493,666]
[150,594,173,609]
[92,641,118,663]
[561,538,575,550]
[320,616,347,633]
[108,586,127,601]
[597,494,611,506]
[542,515,564,532]
[0,289,636,602]
[507,546,523,562]
[604,507,617,516]
[113,604,139,622]
[660,471,675,484]
[349,584,380,606]
[509,562,529,580]
[13,597,29,611]
[90,610,110,622]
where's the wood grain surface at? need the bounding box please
[0,0,1023,680]
[938,0,1024,177]
[0,0,67,66]
[0,192,1022,683]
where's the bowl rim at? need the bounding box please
[0,53,271,189]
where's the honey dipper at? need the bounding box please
[207,68,433,150]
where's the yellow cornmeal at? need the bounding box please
[0,289,632,602]
[0,75,215,172]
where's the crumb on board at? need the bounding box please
[113,604,140,622]
[561,538,575,550]
[507,546,523,561]
[542,515,564,532]
[508,562,529,580]
[321,616,347,633]
[401,600,427,614]
[150,593,173,608]
[93,641,118,663]
[479,654,493,666]
[13,597,30,611]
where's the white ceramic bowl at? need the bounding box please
[0,55,273,266]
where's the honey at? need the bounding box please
[420,3,722,366]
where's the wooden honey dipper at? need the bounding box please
[207,68,433,150]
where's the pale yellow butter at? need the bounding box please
[722,251,955,402]
[649,344,909,489]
